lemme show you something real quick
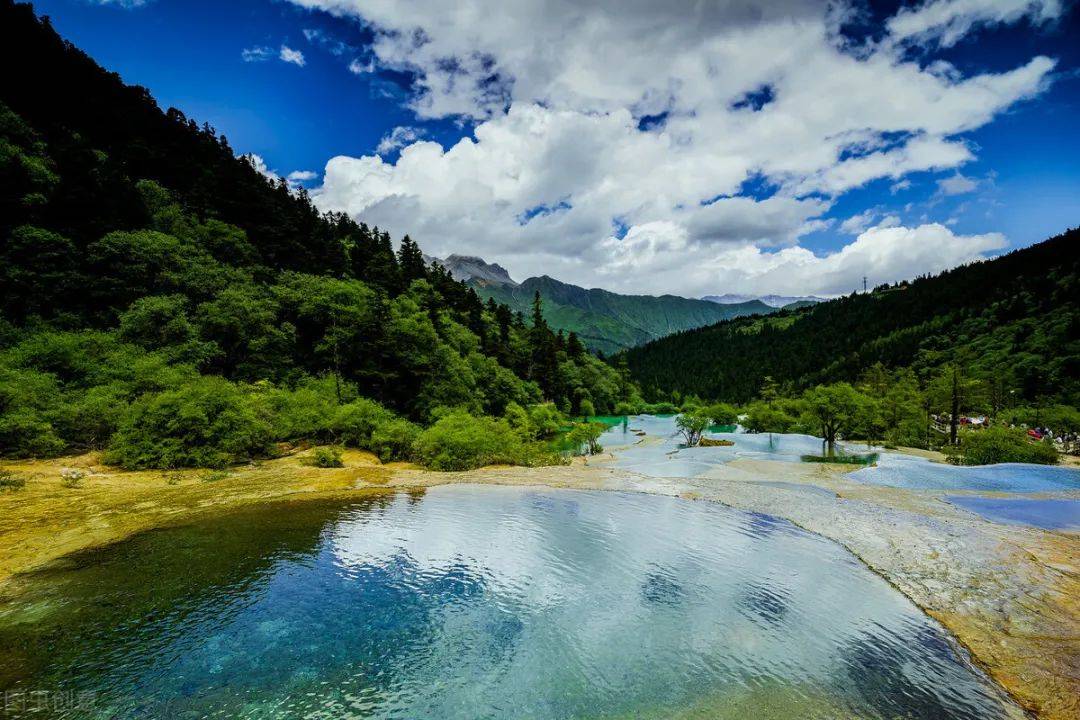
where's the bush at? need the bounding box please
[369,418,420,462]
[105,376,271,469]
[945,426,1059,466]
[567,421,605,455]
[330,397,394,447]
[578,398,597,418]
[264,376,349,443]
[743,402,796,434]
[0,408,66,458]
[0,469,26,491]
[527,403,564,439]
[642,401,679,415]
[0,367,66,458]
[310,446,344,468]
[51,383,129,450]
[676,410,711,446]
[613,400,640,416]
[412,411,530,471]
[703,402,739,427]
[60,468,86,488]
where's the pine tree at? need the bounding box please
[567,331,585,358]
[397,234,427,285]
[531,290,546,330]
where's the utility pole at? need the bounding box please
[863,276,867,293]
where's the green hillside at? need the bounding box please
[623,229,1080,407]
[0,1,636,469]
[475,276,773,355]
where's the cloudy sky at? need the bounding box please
[39,0,1080,296]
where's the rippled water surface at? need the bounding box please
[0,486,1017,719]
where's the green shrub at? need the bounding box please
[527,403,563,439]
[105,376,271,469]
[369,418,420,462]
[502,402,533,439]
[331,397,394,447]
[310,446,344,468]
[60,468,86,488]
[412,411,529,471]
[642,401,679,415]
[743,402,796,434]
[703,402,739,426]
[51,383,129,450]
[612,400,640,416]
[0,408,66,458]
[0,367,66,458]
[567,421,605,455]
[944,427,1059,466]
[676,410,711,446]
[0,469,26,491]
[578,399,596,418]
[263,376,348,443]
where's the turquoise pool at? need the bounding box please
[0,486,1018,719]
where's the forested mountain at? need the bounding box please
[0,1,636,468]
[624,229,1080,406]
[474,274,773,354]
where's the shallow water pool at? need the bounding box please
[946,495,1080,530]
[0,486,1017,719]
[601,415,1080,492]
[601,416,874,478]
[849,452,1080,492]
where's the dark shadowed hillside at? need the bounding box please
[623,229,1080,405]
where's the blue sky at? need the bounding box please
[32,0,1080,296]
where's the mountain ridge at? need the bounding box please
[427,253,783,353]
[703,293,826,308]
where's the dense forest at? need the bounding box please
[0,1,638,469]
[624,229,1080,410]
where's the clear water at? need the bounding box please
[0,487,1017,720]
[850,452,1080,492]
[946,495,1080,530]
[601,415,1080,492]
[601,416,873,479]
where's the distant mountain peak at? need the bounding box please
[429,254,518,286]
[703,293,825,308]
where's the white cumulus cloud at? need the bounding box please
[292,0,1059,295]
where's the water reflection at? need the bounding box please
[0,486,1016,719]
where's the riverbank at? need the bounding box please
[1,449,1076,720]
